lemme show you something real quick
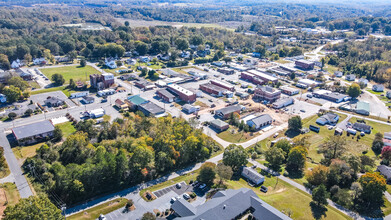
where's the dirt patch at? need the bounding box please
[275,188,286,193]
[0,188,6,219]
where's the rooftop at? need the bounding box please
[248,114,273,127]
[210,119,229,128]
[168,84,195,96]
[127,95,148,105]
[139,102,165,115]
[216,105,242,116]
[12,120,55,140]
[157,89,176,99]
[247,69,278,82]
[356,101,370,112]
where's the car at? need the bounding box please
[208,99,213,102]
[170,197,177,203]
[199,183,206,189]
[300,109,305,112]
[176,183,182,189]
[183,193,190,200]
[98,214,107,220]
[260,186,268,193]
[192,180,199,186]
[273,133,279,138]
[211,104,216,108]
[101,99,107,103]
[307,94,313,98]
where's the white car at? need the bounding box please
[183,193,190,200]
[170,197,177,203]
[99,214,107,220]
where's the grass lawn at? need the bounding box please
[217,126,260,143]
[324,64,340,74]
[12,143,43,160]
[140,170,200,201]
[0,183,20,206]
[0,165,10,179]
[56,122,76,138]
[226,173,349,220]
[275,59,291,64]
[40,65,99,83]
[30,85,80,97]
[29,81,41,89]
[68,198,128,220]
[366,89,384,95]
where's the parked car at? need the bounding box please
[300,109,305,112]
[170,197,177,203]
[199,183,206,189]
[98,214,107,220]
[183,193,190,200]
[101,99,107,103]
[307,94,313,98]
[176,183,182,189]
[192,181,199,186]
[260,186,268,193]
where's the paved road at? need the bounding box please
[0,133,33,198]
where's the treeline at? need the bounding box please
[23,114,220,205]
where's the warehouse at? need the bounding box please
[210,80,235,91]
[199,83,226,97]
[156,89,176,102]
[12,120,55,145]
[167,84,196,102]
[295,60,315,70]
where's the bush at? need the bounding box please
[125,199,134,209]
[283,171,289,177]
[8,112,17,120]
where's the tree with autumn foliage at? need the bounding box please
[305,165,329,186]
[357,172,386,211]
[286,146,308,175]
[381,146,391,161]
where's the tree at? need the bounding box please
[141,212,156,220]
[0,54,10,70]
[288,116,302,132]
[312,184,329,207]
[4,196,64,220]
[67,51,77,63]
[53,126,63,142]
[347,83,361,99]
[69,79,76,89]
[24,109,33,117]
[318,136,347,165]
[274,139,292,158]
[3,86,21,103]
[124,21,130,27]
[223,56,232,64]
[190,35,204,46]
[80,59,87,67]
[327,159,356,188]
[140,68,148,77]
[358,172,386,211]
[22,91,30,99]
[175,38,189,51]
[372,132,384,155]
[265,147,285,170]
[255,45,266,57]
[286,146,308,174]
[135,41,148,56]
[305,165,329,186]
[223,144,248,171]
[216,163,233,184]
[51,73,65,86]
[8,77,28,91]
[197,162,216,185]
[382,146,391,161]
[8,112,17,120]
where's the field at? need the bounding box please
[226,171,349,220]
[56,122,76,138]
[40,65,100,83]
[68,198,128,220]
[30,85,79,97]
[217,126,261,143]
[12,143,42,160]
[0,182,20,217]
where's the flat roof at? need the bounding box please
[127,95,148,105]
[247,69,278,82]
[157,89,176,99]
[12,120,55,140]
[200,83,226,92]
[167,84,194,96]
[210,80,235,90]
[139,102,165,115]
[295,59,314,65]
[356,101,370,112]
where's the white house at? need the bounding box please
[140,56,150,63]
[241,167,264,185]
[33,58,46,65]
[126,59,137,65]
[247,114,273,130]
[89,108,105,118]
[345,74,356,81]
[0,94,6,103]
[70,91,89,99]
[105,58,117,69]
[372,84,384,92]
[334,71,343,78]
[11,59,23,69]
[181,51,191,59]
[358,78,368,86]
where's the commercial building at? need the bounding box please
[134,80,156,90]
[241,167,265,185]
[97,89,115,97]
[138,102,165,117]
[89,73,114,90]
[210,80,235,91]
[89,108,105,118]
[316,113,339,125]
[167,84,196,102]
[355,101,370,116]
[126,95,148,111]
[272,97,294,109]
[216,105,242,119]
[170,188,291,220]
[115,99,128,110]
[12,120,55,145]
[81,96,94,104]
[182,104,200,114]
[254,86,281,102]
[209,119,229,132]
[156,89,176,102]
[217,68,235,75]
[241,69,278,85]
[247,114,273,130]
[44,97,65,107]
[199,83,226,97]
[70,91,89,99]
[313,90,348,103]
[298,79,319,88]
[295,60,315,70]
[280,86,299,96]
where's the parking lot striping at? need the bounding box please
[152,181,187,198]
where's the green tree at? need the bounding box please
[312,184,329,207]
[8,112,17,120]
[175,38,189,51]
[223,144,248,171]
[80,59,87,67]
[140,68,148,77]
[53,126,63,142]
[216,163,233,184]
[24,109,33,117]
[51,73,65,86]
[135,41,148,56]
[288,116,302,132]
[197,162,216,185]
[318,136,347,165]
[274,139,292,158]
[286,146,308,174]
[124,21,130,27]
[372,132,384,155]
[8,77,28,91]
[265,147,285,170]
[3,85,21,103]
[347,83,361,99]
[4,196,64,220]
[69,79,76,89]
[305,165,329,186]
[0,54,10,70]
[141,212,156,220]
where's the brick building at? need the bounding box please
[90,73,114,90]
[167,84,196,102]
[254,86,281,102]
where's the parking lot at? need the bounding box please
[152,181,193,198]
[30,91,77,110]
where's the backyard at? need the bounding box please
[40,65,100,83]
[217,126,261,143]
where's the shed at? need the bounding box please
[241,167,265,185]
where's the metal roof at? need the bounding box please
[139,102,165,115]
[216,105,242,116]
[248,114,273,128]
[210,119,229,128]
[127,95,148,106]
[12,120,55,140]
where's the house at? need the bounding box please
[334,71,343,77]
[0,94,6,103]
[212,61,224,67]
[352,122,372,134]
[295,60,315,70]
[16,69,32,81]
[316,113,339,125]
[105,58,117,69]
[115,99,128,110]
[70,91,89,99]
[138,102,165,117]
[181,51,191,59]
[199,83,226,97]
[55,56,70,63]
[355,101,370,116]
[89,108,105,118]
[182,104,200,114]
[126,95,148,110]
[254,86,281,102]
[345,74,356,81]
[358,78,368,86]
[90,73,114,90]
[383,132,391,147]
[126,59,137,65]
[12,120,55,145]
[215,105,242,119]
[280,86,299,96]
[377,165,391,183]
[156,89,176,102]
[272,98,294,109]
[33,58,46,65]
[373,84,384,92]
[157,54,170,61]
[241,167,265,185]
[247,114,273,130]
[44,97,65,107]
[209,119,229,132]
[11,59,23,69]
[140,56,150,63]
[81,96,94,104]
[170,188,291,220]
[167,84,196,103]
